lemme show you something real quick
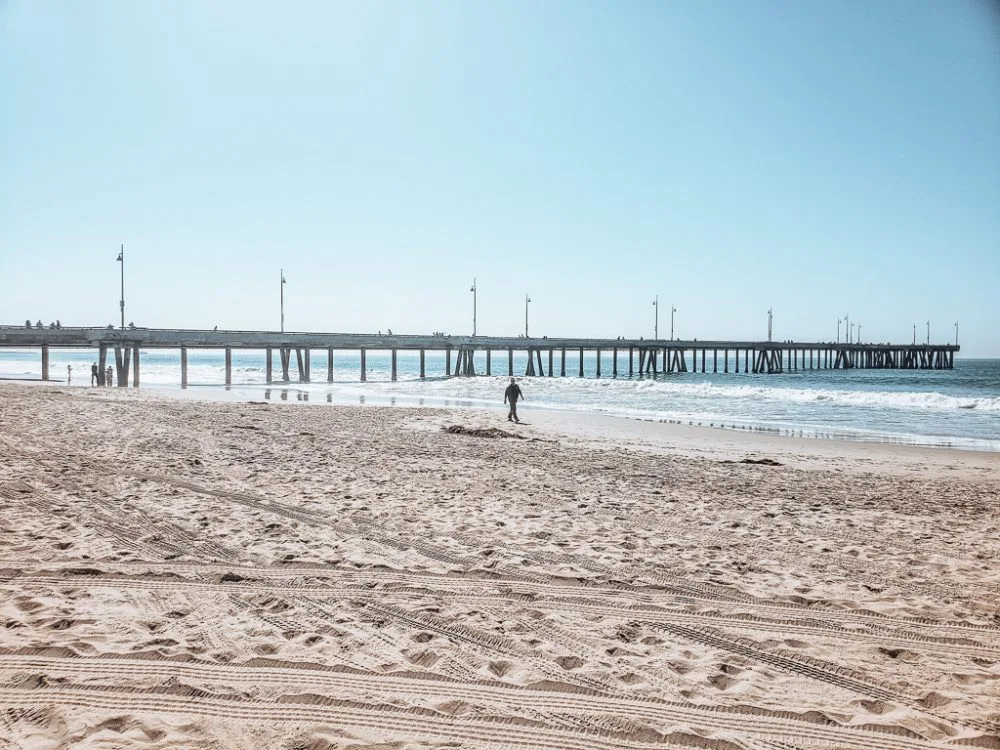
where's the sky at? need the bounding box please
[1,1,998,356]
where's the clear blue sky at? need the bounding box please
[1,1,997,355]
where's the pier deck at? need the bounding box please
[0,326,959,386]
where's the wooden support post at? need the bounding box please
[525,349,535,377]
[613,347,618,377]
[713,349,717,373]
[41,344,49,381]
[420,349,426,378]
[280,348,290,382]
[328,348,334,383]
[578,348,584,377]
[548,349,553,377]
[392,349,397,381]
[561,348,566,377]
[508,348,513,376]
[629,346,634,376]
[536,349,544,376]
[446,348,452,377]
[181,346,188,388]
[724,350,729,373]
[486,349,491,375]
[304,350,311,382]
[98,344,107,386]
[132,346,140,387]
[596,349,602,378]
[360,348,367,381]
[295,348,305,382]
[701,349,706,373]
[225,347,232,386]
[266,348,273,384]
[735,348,739,374]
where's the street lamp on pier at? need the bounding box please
[926,320,930,345]
[116,244,125,330]
[652,296,658,339]
[470,278,477,336]
[837,317,842,343]
[913,323,916,345]
[524,293,531,338]
[767,307,773,342]
[671,305,677,340]
[844,313,850,343]
[280,269,287,333]
[955,320,959,346]
[857,323,862,343]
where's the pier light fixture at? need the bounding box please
[470,278,477,337]
[280,269,287,333]
[653,296,659,339]
[837,317,842,343]
[857,323,862,343]
[954,320,959,346]
[525,293,531,338]
[926,320,930,346]
[844,314,850,343]
[671,305,677,341]
[767,307,773,342]
[850,322,855,343]
[913,323,916,345]
[116,244,125,330]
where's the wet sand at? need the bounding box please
[1,383,998,749]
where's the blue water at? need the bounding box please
[2,348,998,451]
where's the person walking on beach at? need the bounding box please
[90,362,99,386]
[504,377,524,423]
[106,365,114,387]
[66,365,72,384]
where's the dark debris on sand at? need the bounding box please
[443,425,525,440]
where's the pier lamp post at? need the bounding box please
[470,278,477,337]
[926,320,930,346]
[671,305,677,341]
[955,320,959,346]
[850,322,855,343]
[116,244,125,330]
[652,296,659,339]
[913,323,916,346]
[767,308,773,342]
[280,269,287,333]
[525,293,531,338]
[844,314,850,343]
[857,323,862,343]
[837,318,842,343]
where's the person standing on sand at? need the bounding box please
[67,365,72,384]
[106,365,114,387]
[504,377,524,423]
[90,362,99,386]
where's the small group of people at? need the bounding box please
[88,362,115,387]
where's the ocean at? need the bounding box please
[2,348,998,452]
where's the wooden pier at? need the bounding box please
[0,327,959,387]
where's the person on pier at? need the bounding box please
[504,377,524,423]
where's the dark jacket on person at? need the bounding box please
[504,384,523,404]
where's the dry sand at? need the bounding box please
[0,382,998,749]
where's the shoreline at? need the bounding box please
[6,377,1000,458]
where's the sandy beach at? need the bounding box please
[1,382,998,749]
